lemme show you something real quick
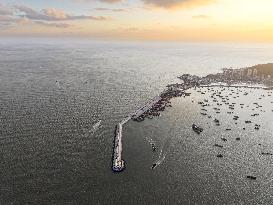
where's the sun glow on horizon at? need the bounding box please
[1,0,273,42]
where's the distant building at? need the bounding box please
[223,68,233,78]
[247,69,253,77]
[232,69,242,80]
[240,68,246,79]
[253,69,258,77]
[264,75,273,85]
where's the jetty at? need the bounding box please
[112,95,162,172]
[112,87,189,172]
[112,123,125,172]
[131,96,162,119]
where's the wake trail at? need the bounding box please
[152,116,180,170]
[83,120,102,137]
[152,136,171,169]
[146,137,155,147]
[92,119,102,131]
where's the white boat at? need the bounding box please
[93,120,102,130]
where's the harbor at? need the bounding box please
[112,87,187,172]
[112,66,273,172]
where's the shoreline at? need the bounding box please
[112,64,273,172]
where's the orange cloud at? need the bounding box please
[78,0,214,9]
[141,0,215,9]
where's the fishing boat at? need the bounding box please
[192,124,203,134]
[151,163,157,169]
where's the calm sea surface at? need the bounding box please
[1,38,273,204]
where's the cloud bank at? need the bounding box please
[92,0,214,9]
[35,21,71,28]
[0,4,109,30]
[15,6,108,21]
[142,0,214,9]
[0,3,13,15]
[94,7,126,12]
[98,0,122,3]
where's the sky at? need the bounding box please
[1,0,273,42]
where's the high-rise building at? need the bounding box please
[247,69,253,77]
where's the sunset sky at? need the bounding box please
[1,0,273,42]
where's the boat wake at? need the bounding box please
[56,81,61,89]
[83,120,102,137]
[151,117,179,170]
[151,136,171,170]
[92,120,102,132]
[152,150,166,169]
[146,137,155,147]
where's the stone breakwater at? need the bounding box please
[132,89,188,122]
[112,87,187,172]
[112,123,125,172]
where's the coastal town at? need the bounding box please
[131,64,273,123]
[179,63,273,87]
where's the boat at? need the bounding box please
[151,144,156,152]
[151,163,157,169]
[192,124,203,134]
[93,120,102,130]
[246,175,257,180]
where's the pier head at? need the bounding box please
[112,123,125,172]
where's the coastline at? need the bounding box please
[112,63,273,172]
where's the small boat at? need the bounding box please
[151,163,157,169]
[246,175,257,180]
[214,144,223,148]
[214,119,219,123]
[93,120,102,130]
[192,124,203,134]
[151,144,156,152]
